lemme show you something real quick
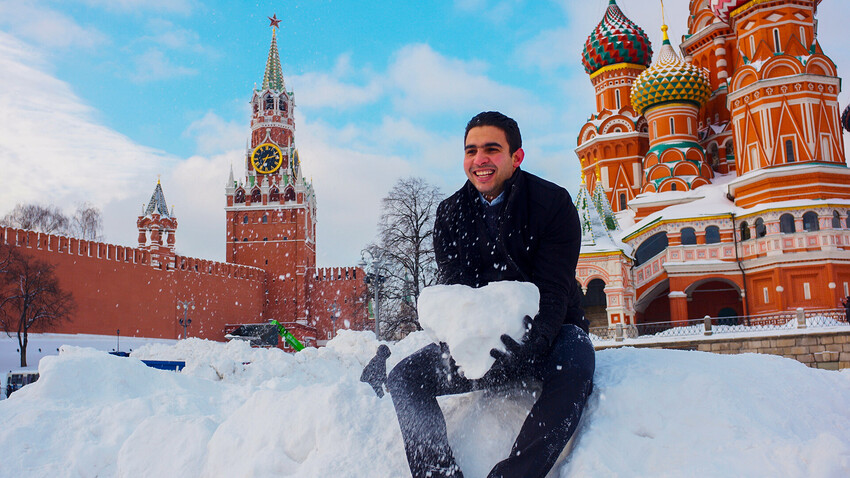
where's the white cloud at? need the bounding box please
[0,31,174,242]
[387,43,550,121]
[182,112,246,156]
[290,54,384,109]
[131,48,197,82]
[0,1,107,50]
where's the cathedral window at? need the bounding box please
[243,215,248,224]
[739,222,751,241]
[821,135,832,162]
[262,214,268,224]
[619,193,627,211]
[846,211,850,229]
[802,211,819,232]
[280,97,288,113]
[772,28,781,53]
[284,186,296,202]
[784,139,796,163]
[615,90,621,110]
[680,227,696,245]
[779,214,796,233]
[270,187,280,202]
[755,218,767,237]
[670,183,677,191]
[800,27,807,48]
[724,139,735,163]
[235,189,246,203]
[251,188,262,203]
[264,95,274,111]
[669,118,675,135]
[832,211,841,229]
[704,226,720,244]
[634,232,668,266]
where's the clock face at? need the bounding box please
[251,143,284,174]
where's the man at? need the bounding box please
[381,111,594,478]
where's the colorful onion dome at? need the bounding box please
[842,104,850,133]
[582,0,653,75]
[630,27,712,115]
[709,0,749,24]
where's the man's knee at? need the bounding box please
[386,343,441,396]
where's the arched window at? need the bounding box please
[269,187,280,202]
[280,97,288,113]
[773,28,781,53]
[846,211,850,229]
[619,193,627,210]
[262,214,268,224]
[669,117,675,135]
[251,188,262,203]
[264,95,274,111]
[242,215,248,224]
[740,221,751,241]
[234,189,246,203]
[784,139,796,163]
[705,226,721,244]
[634,232,668,266]
[802,211,819,231]
[671,183,677,191]
[680,227,696,245]
[615,90,621,110]
[833,210,842,229]
[780,213,796,233]
[707,143,719,169]
[284,186,296,202]
[755,218,767,237]
[724,139,735,164]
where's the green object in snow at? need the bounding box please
[270,319,305,351]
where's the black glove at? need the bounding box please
[360,344,391,398]
[487,315,548,379]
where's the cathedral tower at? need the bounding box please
[711,0,850,207]
[576,0,653,214]
[225,16,317,325]
[630,24,713,217]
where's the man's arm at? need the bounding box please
[433,199,468,286]
[528,190,582,347]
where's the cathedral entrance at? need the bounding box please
[685,279,743,322]
[581,278,608,329]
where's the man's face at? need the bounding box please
[464,125,524,200]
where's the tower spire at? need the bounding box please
[262,14,285,91]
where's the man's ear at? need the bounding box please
[512,148,525,168]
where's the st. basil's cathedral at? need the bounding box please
[574,0,850,331]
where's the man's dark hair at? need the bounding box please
[465,111,522,154]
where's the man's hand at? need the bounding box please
[487,315,548,379]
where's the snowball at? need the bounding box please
[418,281,539,379]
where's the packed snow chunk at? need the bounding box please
[418,281,539,379]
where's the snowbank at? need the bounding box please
[1,330,849,477]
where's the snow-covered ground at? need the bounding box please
[0,333,177,396]
[1,330,849,477]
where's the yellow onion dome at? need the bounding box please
[630,27,712,115]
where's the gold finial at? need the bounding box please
[157,174,161,185]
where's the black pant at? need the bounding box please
[387,324,595,478]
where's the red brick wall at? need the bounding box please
[307,266,373,340]
[1,226,265,341]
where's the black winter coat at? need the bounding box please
[433,168,588,350]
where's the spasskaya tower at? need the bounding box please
[225,14,317,326]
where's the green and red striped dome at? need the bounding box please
[582,0,653,75]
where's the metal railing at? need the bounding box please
[590,308,850,343]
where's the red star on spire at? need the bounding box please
[268,14,281,29]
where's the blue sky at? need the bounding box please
[1,0,849,267]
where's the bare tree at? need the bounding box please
[70,202,104,241]
[0,248,75,367]
[1,202,104,241]
[1,204,69,235]
[368,177,442,339]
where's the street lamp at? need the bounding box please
[329,300,340,338]
[177,300,195,339]
[359,250,386,340]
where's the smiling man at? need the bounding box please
[384,111,596,478]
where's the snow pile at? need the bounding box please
[418,281,539,379]
[1,333,849,477]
